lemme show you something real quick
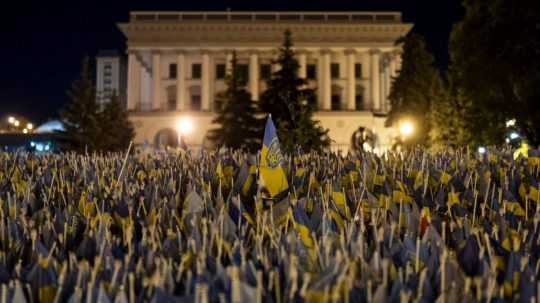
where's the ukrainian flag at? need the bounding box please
[259,116,289,197]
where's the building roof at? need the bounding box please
[128,11,404,23]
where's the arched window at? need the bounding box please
[154,128,179,148]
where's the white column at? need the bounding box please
[226,51,233,75]
[317,53,324,109]
[298,52,307,79]
[322,51,331,110]
[127,51,140,111]
[249,52,259,101]
[384,56,392,113]
[201,52,211,111]
[346,50,356,111]
[151,52,161,110]
[176,52,186,111]
[362,52,371,110]
[389,55,397,78]
[370,49,381,112]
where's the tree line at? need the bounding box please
[388,0,540,149]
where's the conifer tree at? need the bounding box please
[60,57,101,152]
[259,30,329,153]
[207,52,262,152]
[386,33,447,147]
[98,93,135,152]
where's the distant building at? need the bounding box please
[117,11,412,151]
[96,50,127,107]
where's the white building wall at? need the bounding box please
[119,11,412,151]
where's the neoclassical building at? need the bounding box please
[118,11,412,151]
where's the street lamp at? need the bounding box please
[27,123,33,130]
[13,120,20,127]
[22,129,28,134]
[398,120,414,138]
[7,116,15,124]
[176,116,194,135]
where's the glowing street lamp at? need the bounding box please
[27,123,33,130]
[22,128,28,134]
[176,116,194,135]
[7,116,15,124]
[13,120,20,127]
[478,146,487,154]
[509,132,520,140]
[398,120,414,138]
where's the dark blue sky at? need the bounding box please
[0,0,462,124]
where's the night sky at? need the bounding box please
[0,0,462,125]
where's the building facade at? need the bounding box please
[118,11,412,151]
[96,50,127,107]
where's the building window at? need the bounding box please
[331,94,341,110]
[216,64,226,79]
[104,64,112,70]
[331,63,340,79]
[237,64,249,83]
[355,93,363,110]
[192,64,202,79]
[307,64,317,80]
[355,63,362,79]
[260,64,272,80]
[191,95,201,110]
[169,63,177,79]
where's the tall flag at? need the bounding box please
[259,116,289,197]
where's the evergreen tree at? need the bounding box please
[386,33,447,147]
[259,30,329,153]
[207,52,262,152]
[97,93,135,152]
[60,57,101,153]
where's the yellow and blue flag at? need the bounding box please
[259,116,289,197]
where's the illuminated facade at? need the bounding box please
[118,11,412,151]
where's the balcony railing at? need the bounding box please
[129,11,402,23]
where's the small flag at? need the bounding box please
[259,116,289,198]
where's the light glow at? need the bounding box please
[506,119,516,127]
[509,132,519,140]
[398,120,414,138]
[7,117,15,124]
[176,116,194,135]
[478,146,487,154]
[22,129,28,134]
[13,120,20,127]
[27,123,33,130]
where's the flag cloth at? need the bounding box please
[259,116,289,197]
